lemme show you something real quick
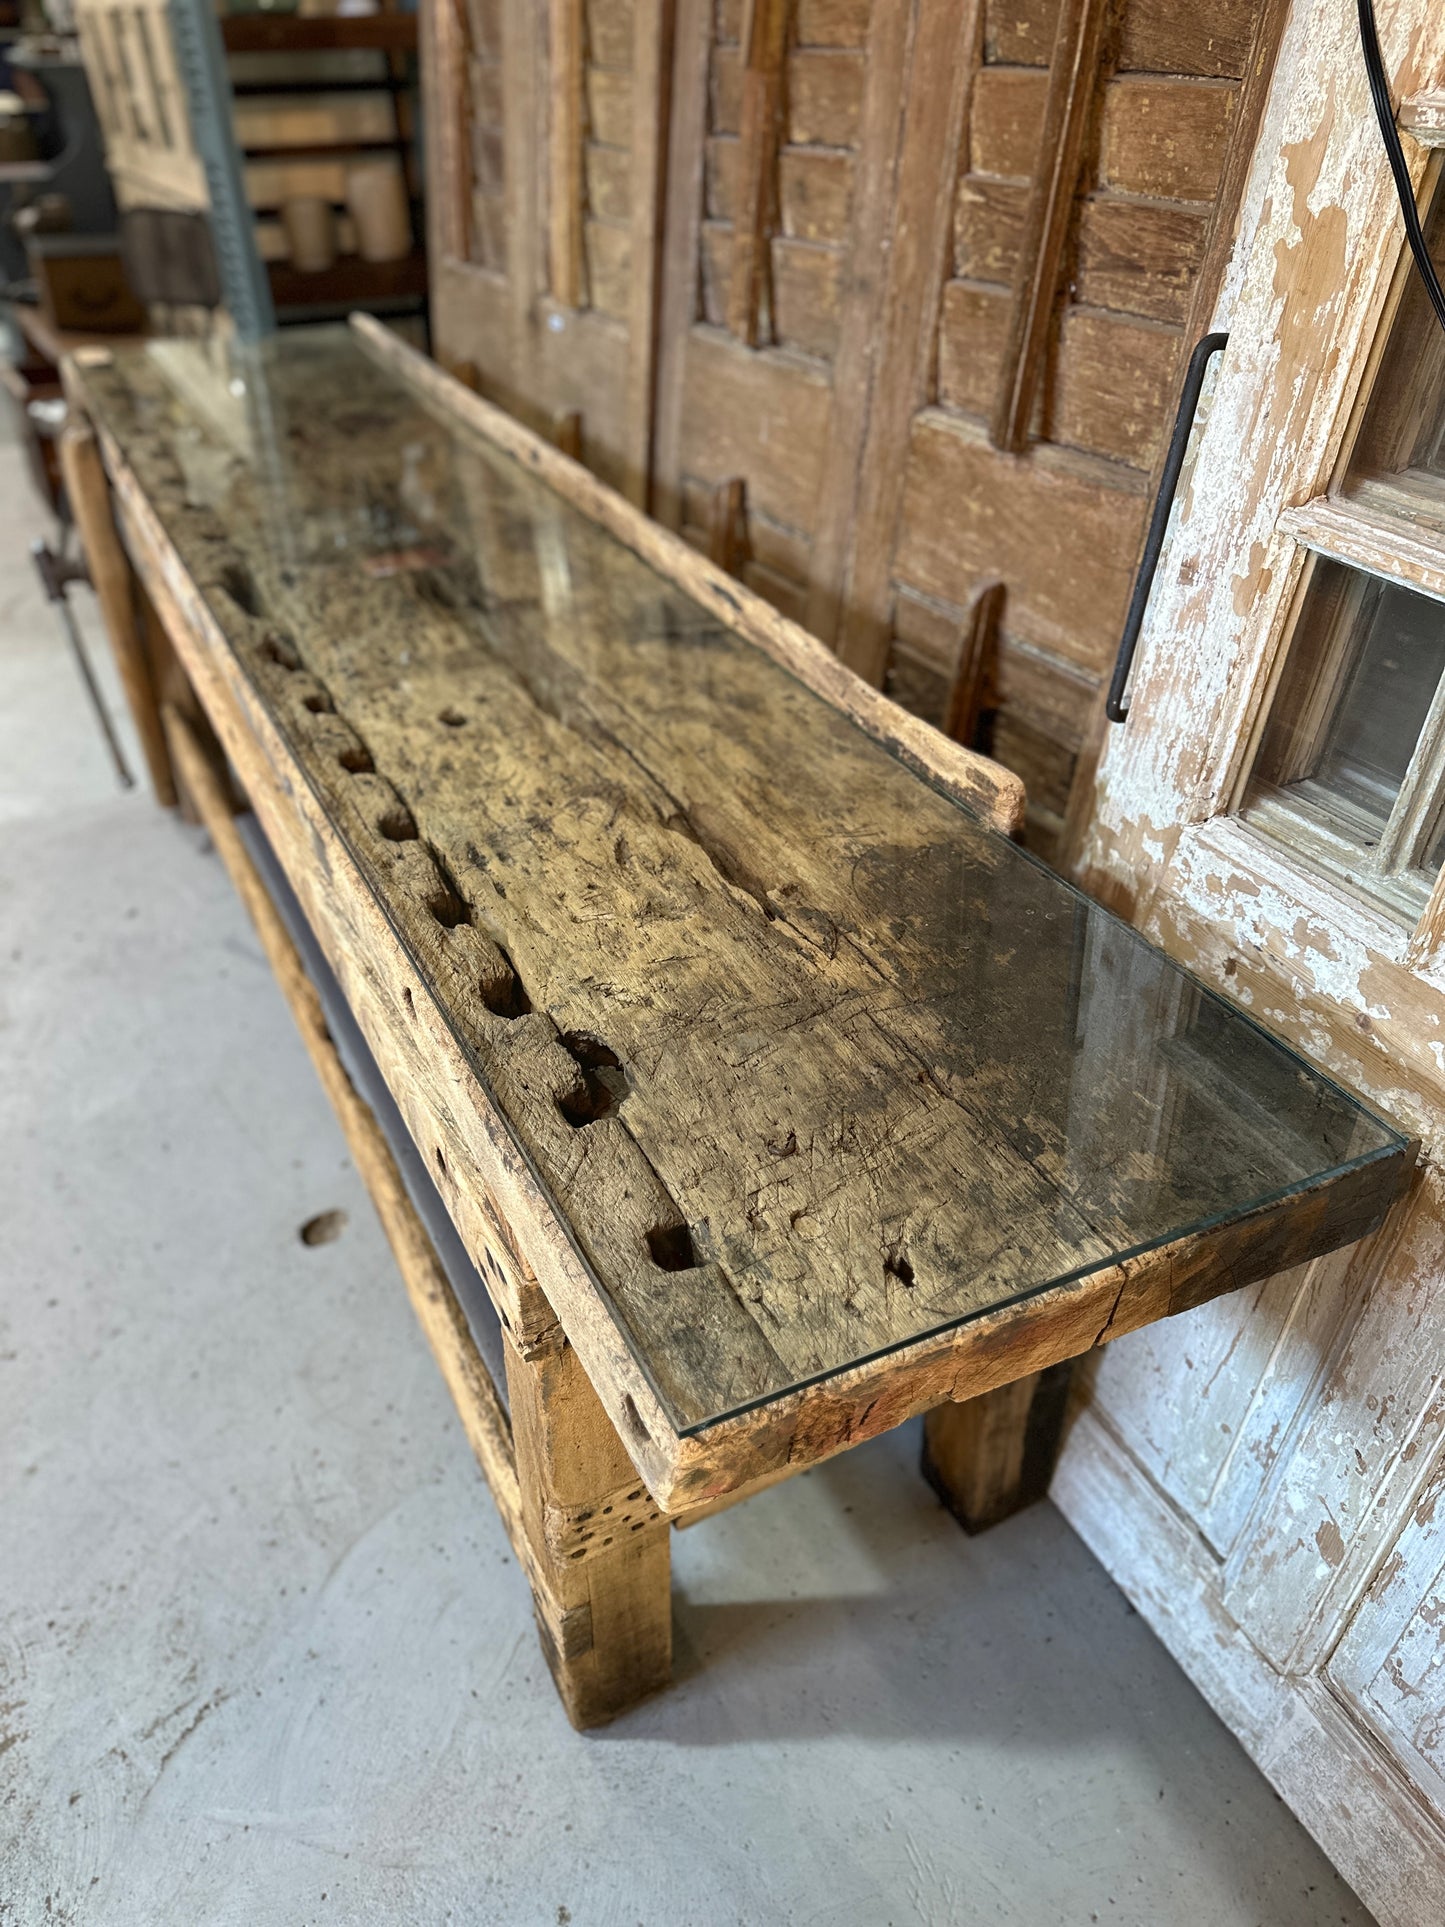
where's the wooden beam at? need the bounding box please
[503,1328,672,1727]
[672,1456,794,1525]
[726,0,788,347]
[138,581,215,825]
[922,1362,1075,1533]
[624,0,677,510]
[58,416,176,806]
[989,0,1110,456]
[436,0,476,262]
[802,0,918,645]
[502,0,546,408]
[650,0,714,530]
[547,0,585,307]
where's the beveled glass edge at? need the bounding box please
[97,334,1415,1444]
[307,743,1410,1439]
[675,1136,1410,1436]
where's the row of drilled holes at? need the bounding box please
[242,592,927,1396]
[219,577,706,1317]
[251,628,700,1281]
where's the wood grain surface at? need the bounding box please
[70,330,1412,1510]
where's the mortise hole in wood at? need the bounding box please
[438,706,467,728]
[427,885,471,930]
[402,987,415,1015]
[621,1393,651,1445]
[885,1247,916,1288]
[556,1032,627,1127]
[338,743,374,773]
[258,629,300,671]
[478,948,532,1020]
[434,1145,447,1178]
[302,690,334,715]
[378,804,420,842]
[218,561,262,617]
[646,1222,699,1272]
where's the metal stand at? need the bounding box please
[167,0,276,342]
[31,531,134,789]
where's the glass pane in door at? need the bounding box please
[1316,576,1445,826]
[1252,559,1445,846]
[1346,173,1445,525]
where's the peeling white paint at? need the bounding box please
[1075,1,1445,1910]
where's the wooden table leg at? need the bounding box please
[922,1361,1075,1534]
[503,1330,672,1728]
[144,588,232,824]
[58,416,177,807]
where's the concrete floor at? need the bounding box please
[0,430,1375,1927]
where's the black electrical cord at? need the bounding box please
[1358,0,1445,336]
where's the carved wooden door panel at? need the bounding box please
[824,0,1286,866]
[1054,0,1445,1919]
[650,0,919,625]
[648,0,1283,861]
[424,0,1283,844]
[425,0,673,503]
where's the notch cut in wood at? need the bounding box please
[706,474,747,573]
[553,408,584,459]
[943,578,1005,751]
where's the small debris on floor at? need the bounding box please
[299,1209,348,1247]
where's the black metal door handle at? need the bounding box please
[1106,331,1228,724]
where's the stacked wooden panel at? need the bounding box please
[76,6,427,316]
[223,13,426,317]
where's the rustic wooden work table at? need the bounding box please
[63,321,1416,1728]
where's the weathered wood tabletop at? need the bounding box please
[70,322,1414,1514]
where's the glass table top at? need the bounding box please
[78,326,1413,1436]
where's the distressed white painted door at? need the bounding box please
[1051,0,1445,1920]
